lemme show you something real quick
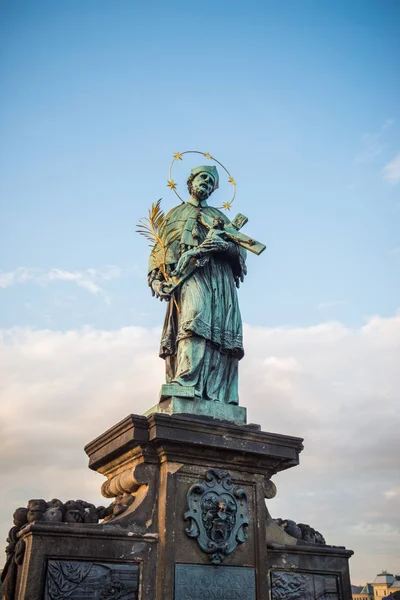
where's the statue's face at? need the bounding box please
[64,503,84,523]
[43,506,63,522]
[212,217,224,230]
[26,500,47,523]
[191,172,215,201]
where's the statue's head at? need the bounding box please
[13,507,28,528]
[187,165,219,201]
[212,217,225,231]
[26,499,47,523]
[64,500,85,523]
[43,499,64,523]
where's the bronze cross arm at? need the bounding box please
[199,212,266,255]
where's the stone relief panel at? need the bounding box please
[44,560,139,600]
[0,498,136,599]
[270,571,339,600]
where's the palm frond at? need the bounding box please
[151,199,165,231]
[137,198,180,277]
[136,198,182,313]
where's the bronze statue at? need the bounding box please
[138,154,265,409]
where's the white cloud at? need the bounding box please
[355,119,394,163]
[0,266,122,302]
[383,153,400,185]
[384,489,400,500]
[0,315,399,583]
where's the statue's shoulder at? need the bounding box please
[164,203,197,222]
[203,206,230,223]
[165,204,181,218]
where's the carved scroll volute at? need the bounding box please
[264,478,277,500]
[101,462,155,498]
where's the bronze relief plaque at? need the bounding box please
[270,570,339,600]
[44,559,139,599]
[175,564,256,600]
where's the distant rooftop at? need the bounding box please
[374,573,395,585]
[352,572,400,594]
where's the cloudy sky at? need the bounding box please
[1,0,399,586]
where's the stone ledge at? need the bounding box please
[85,414,149,471]
[267,542,354,558]
[85,412,304,478]
[148,413,304,469]
[19,521,159,541]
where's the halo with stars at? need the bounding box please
[167,150,236,210]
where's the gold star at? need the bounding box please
[167,179,177,190]
[204,152,213,159]
[228,176,236,186]
[222,202,232,210]
[173,152,183,161]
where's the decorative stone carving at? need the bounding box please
[100,462,154,498]
[271,572,309,599]
[264,478,277,499]
[27,499,47,522]
[273,518,326,545]
[184,468,249,564]
[270,571,339,600]
[101,493,135,522]
[1,498,111,600]
[96,459,157,525]
[44,559,139,600]
[297,522,326,545]
[1,524,25,600]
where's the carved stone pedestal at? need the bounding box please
[5,412,354,600]
[84,412,303,600]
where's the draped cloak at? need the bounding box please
[148,200,246,404]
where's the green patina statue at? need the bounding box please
[138,163,265,420]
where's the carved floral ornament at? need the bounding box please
[184,469,249,564]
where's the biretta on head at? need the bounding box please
[190,165,219,190]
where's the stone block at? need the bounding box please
[145,396,247,425]
[160,383,196,400]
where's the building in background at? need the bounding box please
[374,572,400,598]
[353,572,400,600]
[352,583,374,599]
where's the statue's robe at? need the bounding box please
[148,198,246,404]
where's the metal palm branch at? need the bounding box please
[136,199,181,309]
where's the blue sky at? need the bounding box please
[0,0,399,585]
[1,0,399,330]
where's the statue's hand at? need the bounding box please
[200,236,229,253]
[151,280,174,301]
[173,250,197,277]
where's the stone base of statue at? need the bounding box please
[146,385,247,424]
[4,409,354,600]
